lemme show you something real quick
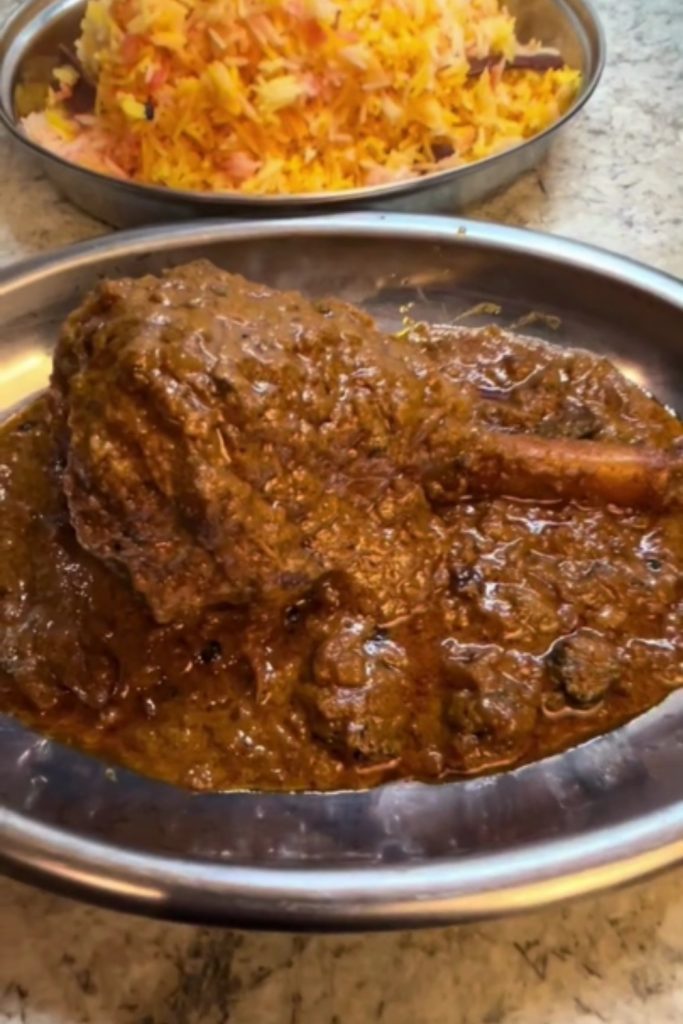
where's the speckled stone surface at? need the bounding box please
[0,0,682,1021]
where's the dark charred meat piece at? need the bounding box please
[442,643,543,767]
[52,262,683,626]
[546,629,621,707]
[300,614,412,763]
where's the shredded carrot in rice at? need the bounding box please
[20,0,581,194]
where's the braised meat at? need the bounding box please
[52,261,683,625]
[52,262,471,623]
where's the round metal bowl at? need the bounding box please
[1,213,682,930]
[0,0,604,227]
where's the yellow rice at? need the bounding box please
[21,0,581,194]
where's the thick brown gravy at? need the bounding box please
[0,312,682,792]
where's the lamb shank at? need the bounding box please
[52,260,682,626]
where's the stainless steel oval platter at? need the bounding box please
[0,213,682,929]
[0,0,604,226]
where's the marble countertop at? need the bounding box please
[0,0,682,1021]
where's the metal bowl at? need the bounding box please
[0,0,604,227]
[1,214,682,929]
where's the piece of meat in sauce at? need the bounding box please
[52,261,683,627]
[52,261,477,625]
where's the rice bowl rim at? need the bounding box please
[0,0,605,207]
